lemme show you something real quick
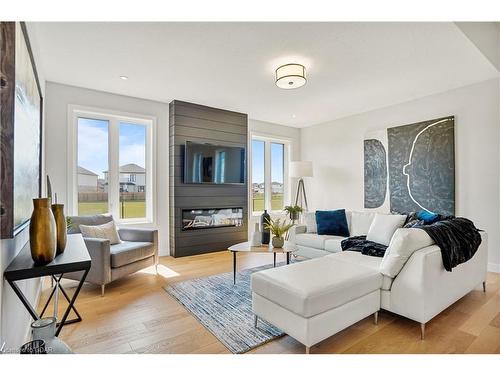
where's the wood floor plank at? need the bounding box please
[36,250,500,354]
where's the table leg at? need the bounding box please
[274,253,277,267]
[55,268,89,336]
[233,251,236,285]
[40,274,82,326]
[287,252,290,265]
[7,280,39,321]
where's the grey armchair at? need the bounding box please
[65,214,158,296]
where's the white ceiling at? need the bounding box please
[29,22,499,127]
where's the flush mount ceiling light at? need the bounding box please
[275,63,306,89]
[119,75,128,80]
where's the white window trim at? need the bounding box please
[67,104,157,225]
[249,132,291,216]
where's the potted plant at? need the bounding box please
[284,205,303,222]
[264,217,294,248]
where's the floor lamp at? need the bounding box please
[290,161,313,211]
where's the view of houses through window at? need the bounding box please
[76,116,149,220]
[251,138,286,213]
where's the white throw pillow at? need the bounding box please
[380,228,435,277]
[79,220,122,245]
[350,211,376,236]
[366,213,406,246]
[304,212,317,233]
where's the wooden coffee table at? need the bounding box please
[228,241,296,284]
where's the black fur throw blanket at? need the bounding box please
[415,217,482,272]
[341,236,387,257]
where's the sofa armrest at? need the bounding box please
[388,232,488,324]
[288,224,307,244]
[83,237,111,285]
[118,228,157,243]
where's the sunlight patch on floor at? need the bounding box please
[138,264,180,278]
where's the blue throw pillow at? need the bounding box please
[417,210,439,224]
[315,209,350,237]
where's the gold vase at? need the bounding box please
[29,198,56,265]
[51,204,67,255]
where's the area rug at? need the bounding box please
[163,263,289,353]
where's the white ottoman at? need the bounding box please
[251,254,383,353]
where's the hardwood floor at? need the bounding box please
[38,251,500,354]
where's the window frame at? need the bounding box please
[68,105,156,225]
[249,133,290,216]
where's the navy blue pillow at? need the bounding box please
[315,209,350,237]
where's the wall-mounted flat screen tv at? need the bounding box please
[184,141,245,184]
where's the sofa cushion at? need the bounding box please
[295,233,342,250]
[251,254,382,318]
[324,236,346,253]
[366,213,406,246]
[379,228,435,277]
[331,251,393,290]
[316,209,349,237]
[350,211,376,236]
[110,241,155,268]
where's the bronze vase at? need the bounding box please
[29,198,57,265]
[51,204,67,255]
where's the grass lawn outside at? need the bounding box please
[78,201,146,218]
[252,193,283,212]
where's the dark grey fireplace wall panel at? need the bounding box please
[169,100,248,257]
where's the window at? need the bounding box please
[271,142,284,210]
[69,107,154,223]
[77,118,109,215]
[251,140,265,212]
[251,137,289,214]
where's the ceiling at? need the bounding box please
[29,22,499,127]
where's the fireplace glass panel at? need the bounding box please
[182,207,243,230]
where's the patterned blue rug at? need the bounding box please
[163,263,288,353]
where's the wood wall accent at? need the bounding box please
[169,100,248,257]
[0,22,15,238]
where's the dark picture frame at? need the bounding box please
[0,22,43,239]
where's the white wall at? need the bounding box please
[248,119,301,231]
[0,23,46,351]
[455,22,500,71]
[300,79,500,272]
[44,82,170,256]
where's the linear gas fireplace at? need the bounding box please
[182,207,244,231]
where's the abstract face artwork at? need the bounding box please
[364,116,455,216]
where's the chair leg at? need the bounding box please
[483,281,486,293]
[101,284,105,297]
[374,311,378,325]
[305,346,310,354]
[155,263,159,274]
[420,323,425,340]
[254,315,258,328]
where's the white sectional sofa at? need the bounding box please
[251,210,488,353]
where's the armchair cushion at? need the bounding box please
[110,241,155,268]
[79,220,122,245]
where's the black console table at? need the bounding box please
[4,234,91,336]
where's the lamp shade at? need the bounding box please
[289,161,313,178]
[275,64,306,89]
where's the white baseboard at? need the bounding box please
[488,262,500,273]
